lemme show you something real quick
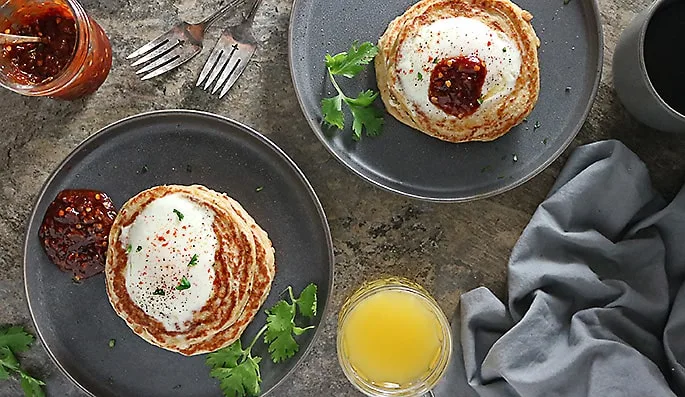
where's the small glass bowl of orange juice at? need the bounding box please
[337,278,452,397]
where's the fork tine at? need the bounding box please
[197,47,223,87]
[131,40,177,67]
[211,58,240,95]
[219,55,251,98]
[203,50,233,90]
[203,53,230,90]
[136,51,179,75]
[128,33,172,59]
[141,56,188,81]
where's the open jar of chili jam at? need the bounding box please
[0,0,111,99]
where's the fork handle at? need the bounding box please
[199,0,246,30]
[243,0,263,21]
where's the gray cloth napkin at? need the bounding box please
[434,140,685,397]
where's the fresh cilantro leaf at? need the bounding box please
[348,103,384,140]
[153,288,165,296]
[0,327,34,353]
[173,209,184,221]
[0,328,45,397]
[417,72,423,81]
[325,41,378,78]
[295,283,318,319]
[211,357,261,397]
[345,90,378,107]
[264,301,298,363]
[19,372,45,397]
[0,364,9,380]
[176,276,191,291]
[188,254,199,267]
[125,244,132,254]
[0,346,19,371]
[265,301,295,333]
[264,329,298,363]
[108,339,115,348]
[207,341,244,370]
[321,95,344,130]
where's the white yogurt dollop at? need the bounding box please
[397,17,522,118]
[120,193,217,332]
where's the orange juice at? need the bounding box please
[337,278,452,396]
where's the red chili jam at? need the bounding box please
[39,190,117,281]
[0,1,112,99]
[2,9,76,84]
[429,55,487,118]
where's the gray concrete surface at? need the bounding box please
[1,0,684,395]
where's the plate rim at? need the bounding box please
[22,109,335,397]
[287,0,605,202]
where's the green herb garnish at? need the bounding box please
[417,72,423,81]
[173,209,184,221]
[108,339,116,348]
[0,326,45,397]
[188,254,199,267]
[125,244,132,254]
[503,47,507,52]
[477,97,484,105]
[207,284,318,397]
[322,41,384,141]
[153,288,165,296]
[255,186,264,193]
[176,276,191,291]
[533,121,541,131]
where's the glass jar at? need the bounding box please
[0,0,112,99]
[337,278,452,397]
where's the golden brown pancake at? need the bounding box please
[105,185,274,355]
[376,0,540,143]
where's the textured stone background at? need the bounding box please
[1,0,684,395]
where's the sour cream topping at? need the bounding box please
[120,193,218,332]
[397,17,522,118]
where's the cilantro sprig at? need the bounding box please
[207,283,318,397]
[322,42,384,140]
[0,326,45,397]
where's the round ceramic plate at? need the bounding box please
[23,110,333,397]
[289,0,603,201]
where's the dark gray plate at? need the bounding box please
[23,110,333,397]
[289,0,603,202]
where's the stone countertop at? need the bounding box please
[1,0,684,395]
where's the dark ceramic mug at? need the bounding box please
[613,0,685,133]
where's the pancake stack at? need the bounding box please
[105,185,275,356]
[376,0,540,143]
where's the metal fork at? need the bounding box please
[127,0,246,81]
[196,0,262,98]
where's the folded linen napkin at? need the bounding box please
[434,140,685,397]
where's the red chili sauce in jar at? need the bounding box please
[2,8,76,85]
[429,55,487,118]
[0,0,112,99]
[39,190,117,281]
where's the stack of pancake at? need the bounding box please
[376,0,540,143]
[105,185,275,356]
